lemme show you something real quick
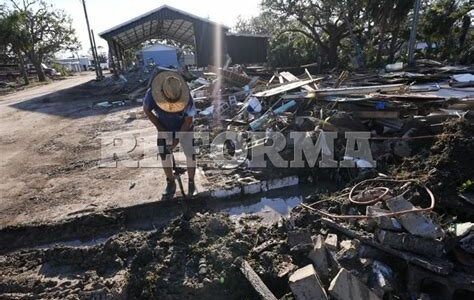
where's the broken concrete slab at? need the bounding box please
[289,264,328,300]
[455,222,473,237]
[385,195,445,240]
[308,235,329,277]
[325,233,338,251]
[377,230,445,257]
[366,206,402,232]
[337,240,360,260]
[328,268,382,300]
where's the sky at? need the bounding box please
[50,0,262,57]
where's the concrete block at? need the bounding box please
[325,233,338,251]
[455,222,473,237]
[366,206,402,231]
[329,268,381,300]
[210,186,241,198]
[266,176,299,191]
[289,264,328,300]
[308,235,329,277]
[337,240,360,260]
[385,195,444,239]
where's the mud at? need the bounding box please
[0,212,297,299]
[394,119,474,218]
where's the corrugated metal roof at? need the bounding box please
[99,4,228,37]
[99,5,267,67]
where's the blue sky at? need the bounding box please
[50,0,261,56]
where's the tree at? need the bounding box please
[419,0,473,61]
[9,0,80,81]
[0,8,30,84]
[234,13,320,68]
[261,0,369,68]
[233,12,277,36]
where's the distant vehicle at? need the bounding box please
[100,63,108,70]
[41,63,58,76]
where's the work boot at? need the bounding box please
[162,178,176,198]
[188,180,198,197]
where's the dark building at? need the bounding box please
[99,5,268,71]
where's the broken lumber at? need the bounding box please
[237,258,278,300]
[208,65,253,87]
[280,71,316,92]
[320,218,453,275]
[254,78,323,97]
[281,84,405,99]
[377,230,445,258]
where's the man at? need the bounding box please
[143,71,197,198]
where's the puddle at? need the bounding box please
[217,182,338,224]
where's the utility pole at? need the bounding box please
[91,29,103,78]
[81,0,101,80]
[407,0,421,66]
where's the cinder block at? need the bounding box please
[308,235,329,277]
[329,268,381,300]
[289,264,328,300]
[325,233,338,251]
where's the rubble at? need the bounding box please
[2,61,474,299]
[237,258,278,300]
[385,195,445,240]
[289,264,328,300]
[328,268,381,300]
[325,233,339,251]
[308,235,329,277]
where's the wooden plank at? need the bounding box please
[315,84,404,96]
[255,78,323,97]
[280,84,406,99]
[280,71,315,92]
[354,110,400,119]
[237,258,278,300]
[305,68,319,89]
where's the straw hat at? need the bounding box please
[151,71,190,113]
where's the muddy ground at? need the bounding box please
[0,74,178,227]
[1,117,473,299]
[1,73,473,299]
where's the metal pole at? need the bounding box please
[408,0,421,66]
[81,0,100,79]
[90,29,103,78]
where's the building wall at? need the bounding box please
[143,49,178,67]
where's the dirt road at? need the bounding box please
[0,74,202,228]
[0,73,96,105]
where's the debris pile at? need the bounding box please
[1,62,473,299]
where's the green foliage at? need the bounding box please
[459,179,473,193]
[50,62,72,77]
[419,0,473,62]
[233,0,472,69]
[4,0,80,81]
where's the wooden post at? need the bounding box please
[408,0,421,66]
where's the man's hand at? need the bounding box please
[170,138,179,150]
